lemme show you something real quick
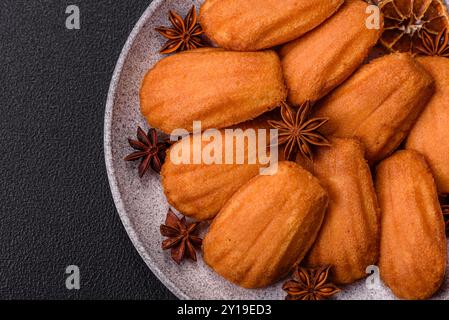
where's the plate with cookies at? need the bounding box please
[105,0,449,300]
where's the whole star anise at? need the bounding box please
[416,28,449,56]
[155,6,204,54]
[282,265,341,300]
[160,209,203,264]
[372,0,449,53]
[124,126,169,177]
[268,101,330,162]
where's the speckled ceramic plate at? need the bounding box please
[105,0,449,300]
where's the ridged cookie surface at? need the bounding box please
[315,53,435,164]
[406,56,449,194]
[140,48,286,133]
[200,0,343,51]
[161,116,275,221]
[203,162,328,288]
[280,0,382,105]
[304,138,380,284]
[376,150,447,300]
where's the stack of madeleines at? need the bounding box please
[139,0,449,300]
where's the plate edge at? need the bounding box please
[103,0,190,300]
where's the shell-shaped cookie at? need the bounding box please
[304,138,380,284]
[280,0,383,105]
[200,0,343,51]
[315,53,435,164]
[140,48,286,133]
[406,56,449,194]
[203,162,328,288]
[161,117,276,221]
[376,150,447,300]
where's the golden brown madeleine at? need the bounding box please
[199,0,343,51]
[161,117,274,221]
[203,162,328,288]
[140,48,286,133]
[376,150,447,300]
[304,138,380,284]
[280,0,383,105]
[406,56,449,194]
[315,53,435,164]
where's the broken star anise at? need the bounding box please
[268,101,330,162]
[416,27,449,56]
[160,209,203,264]
[155,6,204,54]
[372,0,449,53]
[124,126,169,177]
[282,265,341,301]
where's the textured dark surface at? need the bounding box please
[0,0,175,299]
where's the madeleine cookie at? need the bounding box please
[161,116,275,221]
[304,138,380,284]
[376,150,447,300]
[315,53,435,164]
[141,48,286,134]
[203,162,328,288]
[280,0,382,105]
[406,56,449,194]
[200,0,343,51]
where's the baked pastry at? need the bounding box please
[161,116,275,221]
[140,48,286,133]
[315,53,435,164]
[199,0,343,51]
[304,138,380,284]
[376,150,447,300]
[406,56,449,194]
[280,0,382,105]
[203,161,328,288]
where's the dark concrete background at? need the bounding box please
[0,0,175,299]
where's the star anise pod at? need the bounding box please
[124,126,169,177]
[268,101,330,162]
[282,265,341,300]
[372,0,449,53]
[155,6,204,54]
[160,209,203,264]
[416,28,449,56]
